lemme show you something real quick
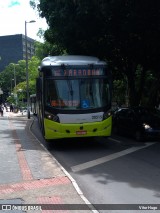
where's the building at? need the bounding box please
[0,34,35,72]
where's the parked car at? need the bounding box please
[113,106,160,141]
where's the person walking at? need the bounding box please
[0,104,4,116]
[10,104,14,112]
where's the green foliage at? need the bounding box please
[25,1,160,107]
[34,40,65,60]
[0,62,26,94]
[28,56,39,80]
[0,56,40,102]
[31,0,108,56]
[113,79,127,106]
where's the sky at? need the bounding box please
[0,0,48,42]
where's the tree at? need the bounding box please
[0,56,40,103]
[106,0,160,106]
[34,40,65,60]
[0,62,26,95]
[30,0,108,56]
[30,0,160,107]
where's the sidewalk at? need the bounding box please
[0,110,96,213]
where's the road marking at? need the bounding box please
[108,137,121,143]
[71,142,156,172]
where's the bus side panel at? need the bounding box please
[44,116,112,140]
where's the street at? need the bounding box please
[31,116,160,213]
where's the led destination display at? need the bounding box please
[49,68,106,77]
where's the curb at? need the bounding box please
[28,117,99,213]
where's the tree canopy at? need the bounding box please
[28,1,160,107]
[0,56,40,104]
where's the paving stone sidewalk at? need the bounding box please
[0,111,96,213]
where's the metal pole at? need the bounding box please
[13,65,17,105]
[25,21,30,119]
[11,79,12,94]
[25,20,35,119]
[14,65,17,89]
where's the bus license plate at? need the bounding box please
[76,131,87,135]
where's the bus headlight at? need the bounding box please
[45,112,60,122]
[103,111,112,120]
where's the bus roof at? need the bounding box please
[40,55,107,67]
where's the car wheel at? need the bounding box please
[135,130,144,142]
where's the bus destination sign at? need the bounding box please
[53,69,105,77]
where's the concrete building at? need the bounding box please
[0,34,35,72]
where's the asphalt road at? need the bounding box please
[31,116,160,213]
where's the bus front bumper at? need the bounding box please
[44,117,112,140]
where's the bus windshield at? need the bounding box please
[45,78,111,110]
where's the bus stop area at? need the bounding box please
[0,110,94,213]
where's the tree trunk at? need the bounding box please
[147,77,160,108]
[137,66,146,105]
[127,63,139,107]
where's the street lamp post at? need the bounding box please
[11,79,14,94]
[25,20,36,119]
[0,88,3,104]
[0,88,3,95]
[13,65,17,91]
[13,64,17,105]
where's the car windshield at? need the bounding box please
[45,78,111,110]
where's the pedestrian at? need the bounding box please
[0,104,3,116]
[10,104,14,112]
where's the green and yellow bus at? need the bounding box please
[35,55,112,145]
